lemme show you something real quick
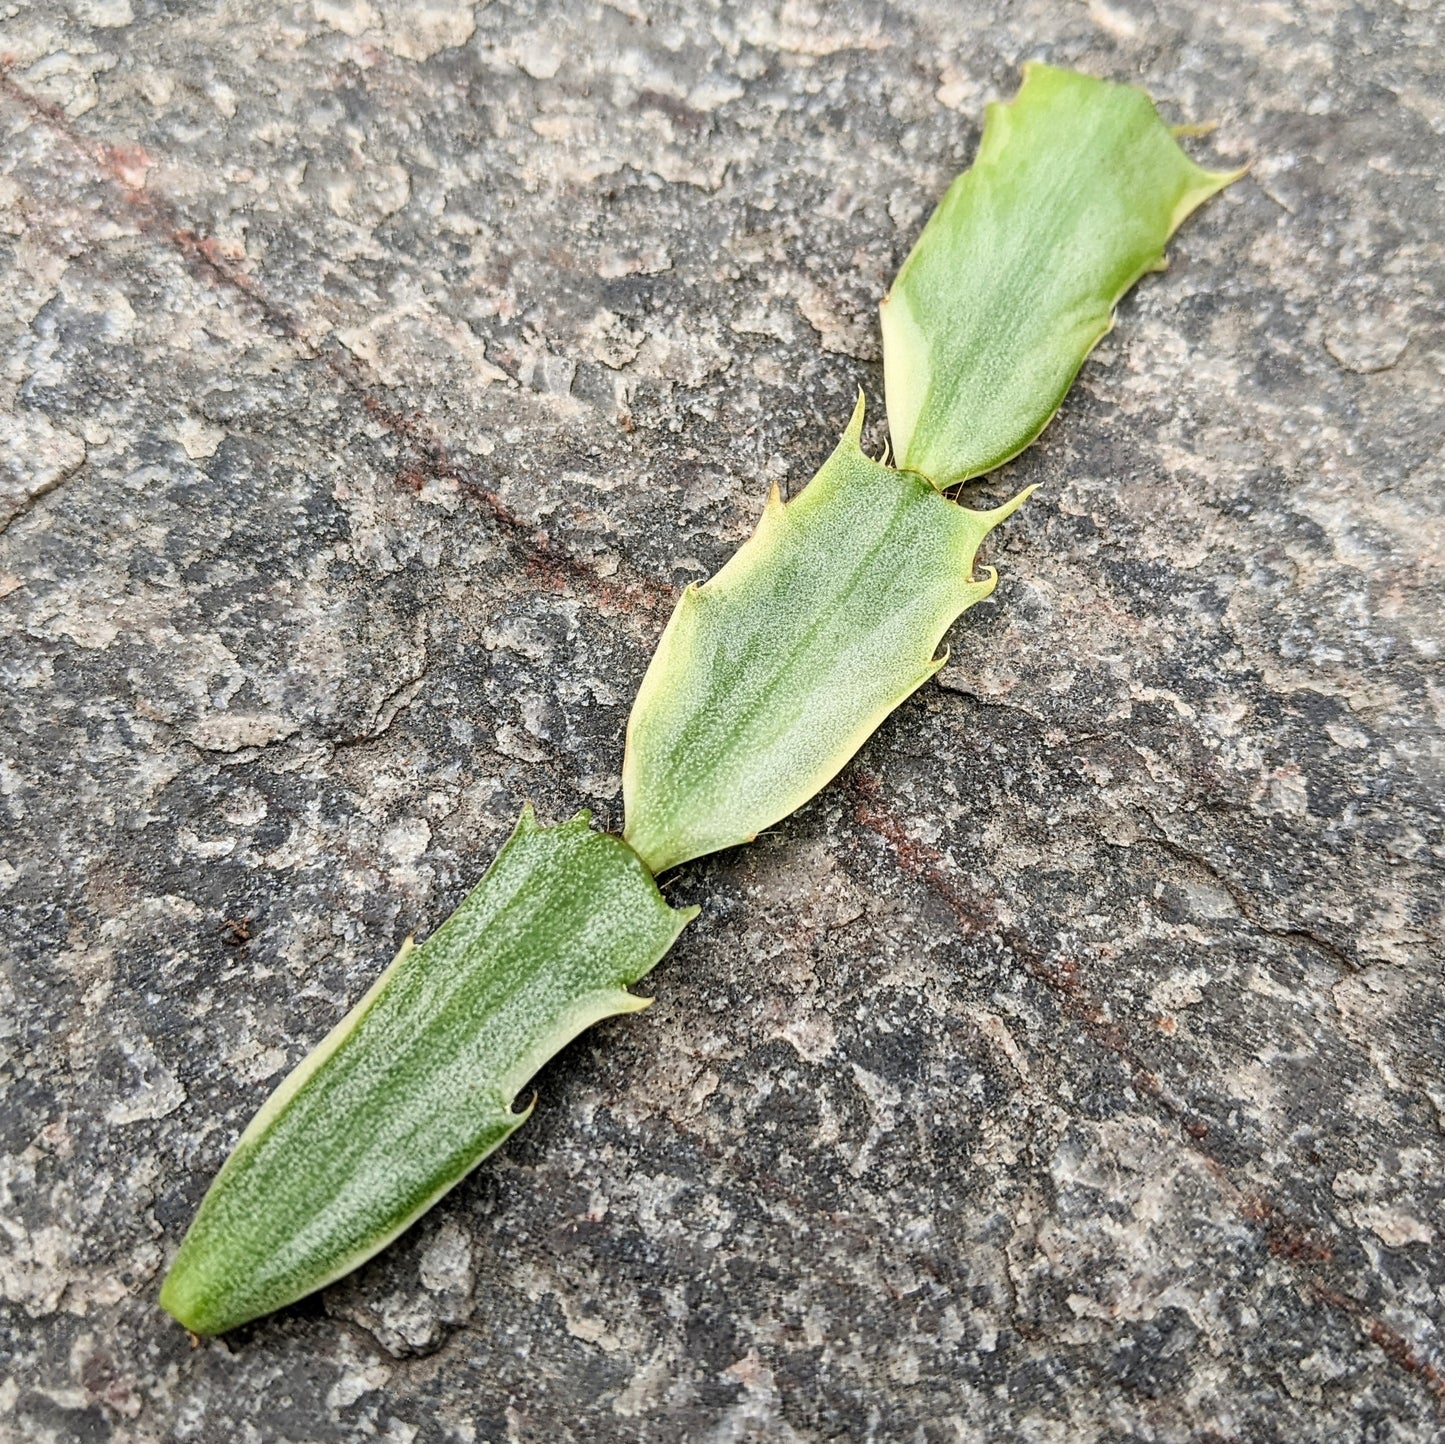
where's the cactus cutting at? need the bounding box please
[161,64,1240,1335]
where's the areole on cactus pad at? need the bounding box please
[160,64,1241,1335]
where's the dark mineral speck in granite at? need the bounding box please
[1,0,1442,1439]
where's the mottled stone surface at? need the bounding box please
[1,0,1441,1439]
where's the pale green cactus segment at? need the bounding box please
[159,807,695,1335]
[622,395,1030,875]
[881,63,1242,488]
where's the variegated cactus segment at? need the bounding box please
[159,808,695,1335]
[882,63,1241,488]
[621,396,1030,875]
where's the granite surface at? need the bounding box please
[1,1,1441,1440]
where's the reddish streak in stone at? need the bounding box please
[7,61,1440,1417]
[0,66,672,621]
[845,767,1445,1416]
[1313,1284,1445,1409]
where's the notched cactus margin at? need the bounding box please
[881,63,1243,488]
[160,807,695,1336]
[622,394,1030,875]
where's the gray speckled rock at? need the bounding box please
[1,1,1440,1439]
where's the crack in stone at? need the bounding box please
[932,688,1366,978]
[0,436,88,536]
[933,677,1054,729]
[331,658,430,751]
[841,768,1445,1417]
[1134,824,1360,975]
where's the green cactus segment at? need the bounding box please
[159,808,695,1335]
[622,396,1029,875]
[881,63,1241,488]
[159,65,1240,1337]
